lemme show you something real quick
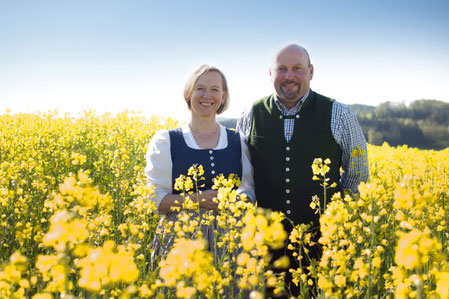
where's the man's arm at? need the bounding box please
[332,102,369,195]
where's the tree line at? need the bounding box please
[352,99,449,150]
[218,99,449,150]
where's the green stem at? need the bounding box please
[323,174,327,212]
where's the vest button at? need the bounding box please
[210,156,214,160]
[296,115,299,119]
[286,147,290,151]
[279,115,283,119]
[286,167,290,172]
[286,189,290,193]
[286,157,290,161]
[211,170,216,175]
[209,150,213,154]
[286,210,291,214]
[286,200,291,204]
[286,178,290,183]
[211,163,215,167]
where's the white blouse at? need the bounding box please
[145,124,255,213]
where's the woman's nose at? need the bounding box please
[203,89,212,97]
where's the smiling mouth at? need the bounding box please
[282,83,298,88]
[200,102,214,106]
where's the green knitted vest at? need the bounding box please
[248,91,342,227]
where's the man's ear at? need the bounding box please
[309,64,314,80]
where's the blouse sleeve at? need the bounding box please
[144,129,173,213]
[237,135,256,203]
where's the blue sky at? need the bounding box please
[1,0,448,120]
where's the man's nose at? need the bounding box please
[284,69,293,79]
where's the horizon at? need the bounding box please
[4,97,444,121]
[1,0,449,122]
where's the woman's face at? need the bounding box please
[189,71,225,118]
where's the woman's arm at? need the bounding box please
[144,129,172,214]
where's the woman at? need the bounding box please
[145,65,255,264]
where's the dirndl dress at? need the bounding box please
[150,127,243,268]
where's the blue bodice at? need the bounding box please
[169,127,242,193]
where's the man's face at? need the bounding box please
[270,47,314,109]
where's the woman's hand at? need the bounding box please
[159,189,218,213]
[197,189,218,211]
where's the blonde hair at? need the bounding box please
[183,65,230,115]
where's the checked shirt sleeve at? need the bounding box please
[332,102,369,194]
[236,107,252,142]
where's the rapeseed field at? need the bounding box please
[1,111,448,298]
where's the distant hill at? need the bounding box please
[218,99,449,150]
[217,117,237,129]
[354,100,449,149]
[349,104,376,114]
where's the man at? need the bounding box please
[236,44,369,295]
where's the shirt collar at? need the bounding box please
[275,89,310,115]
